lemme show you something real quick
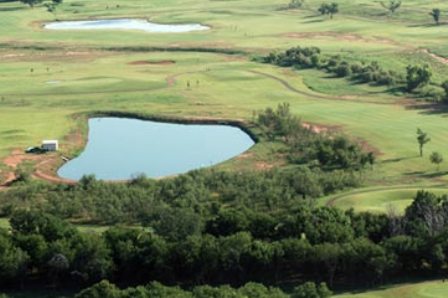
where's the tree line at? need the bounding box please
[262,46,448,103]
[0,190,448,294]
[73,280,331,298]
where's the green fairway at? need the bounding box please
[1,2,448,204]
[1,49,448,185]
[334,280,448,298]
[323,186,448,214]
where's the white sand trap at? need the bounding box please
[45,18,209,33]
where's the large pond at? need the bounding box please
[58,117,255,180]
[45,18,209,33]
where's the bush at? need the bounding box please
[333,63,352,77]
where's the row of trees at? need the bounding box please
[0,167,362,225]
[74,280,331,298]
[1,190,448,292]
[262,46,448,101]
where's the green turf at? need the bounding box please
[0,217,114,233]
[334,280,448,298]
[322,186,448,214]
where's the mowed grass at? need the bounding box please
[323,187,448,214]
[1,49,448,184]
[334,280,448,298]
[0,3,448,188]
[0,217,140,234]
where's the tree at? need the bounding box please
[0,232,29,282]
[318,3,338,19]
[150,207,203,241]
[430,152,443,171]
[430,8,441,25]
[288,0,304,9]
[442,80,448,102]
[406,65,432,91]
[47,253,69,286]
[327,3,338,18]
[416,128,430,157]
[292,282,332,298]
[381,0,402,15]
[19,0,43,8]
[75,280,121,298]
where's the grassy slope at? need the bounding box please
[321,186,448,214]
[334,280,448,298]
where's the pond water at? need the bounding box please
[57,117,255,180]
[45,18,209,33]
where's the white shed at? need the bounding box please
[42,140,59,151]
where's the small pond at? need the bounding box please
[58,117,255,180]
[45,18,209,33]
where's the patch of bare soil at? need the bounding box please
[0,124,86,188]
[255,162,275,171]
[356,138,383,156]
[128,60,176,65]
[34,158,76,185]
[421,49,448,65]
[302,122,341,134]
[302,122,382,156]
[1,149,42,187]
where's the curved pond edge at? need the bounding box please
[41,17,211,33]
[41,111,260,183]
[85,111,260,143]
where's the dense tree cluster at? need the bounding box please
[256,103,375,171]
[74,280,331,298]
[0,168,361,225]
[0,190,448,294]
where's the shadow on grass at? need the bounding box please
[405,102,448,116]
[408,22,447,28]
[403,170,448,178]
[382,156,416,164]
[421,171,448,178]
[0,6,24,11]
[403,171,426,176]
[301,18,324,24]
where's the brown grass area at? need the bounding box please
[421,49,448,65]
[284,31,400,46]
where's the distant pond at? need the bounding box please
[44,18,210,33]
[58,117,255,180]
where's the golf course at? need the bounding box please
[1,0,448,297]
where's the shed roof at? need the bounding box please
[42,140,58,144]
